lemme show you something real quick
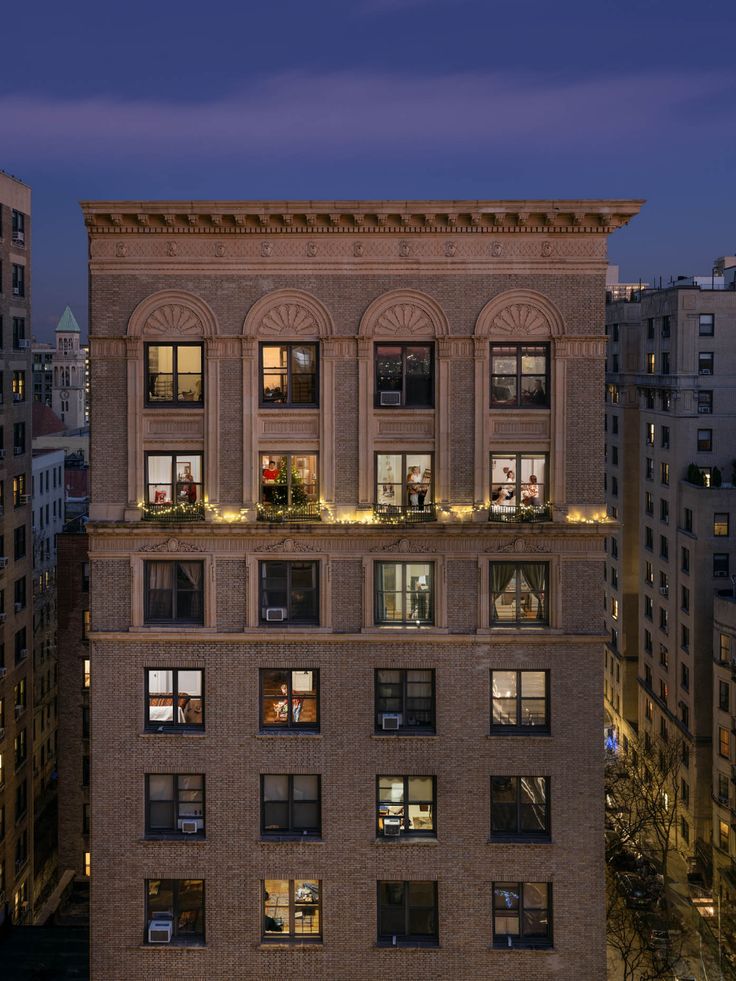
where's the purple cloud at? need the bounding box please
[1,70,732,167]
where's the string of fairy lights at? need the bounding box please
[138,498,611,526]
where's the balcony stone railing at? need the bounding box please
[141,501,205,522]
[373,503,437,524]
[488,503,553,523]
[257,501,322,523]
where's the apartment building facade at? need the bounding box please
[604,276,736,864]
[0,171,34,924]
[85,198,641,980]
[31,447,65,907]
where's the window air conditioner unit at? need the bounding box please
[13,232,25,245]
[265,607,287,622]
[13,447,23,456]
[698,405,711,414]
[14,602,23,613]
[0,557,8,569]
[379,391,402,407]
[20,494,30,504]
[381,713,402,731]
[18,339,31,350]
[19,648,28,659]
[383,816,402,836]
[659,587,669,597]
[12,287,20,296]
[178,818,203,834]
[148,919,173,944]
[15,704,23,719]
[701,369,712,375]
[0,666,6,677]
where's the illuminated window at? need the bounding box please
[83,659,90,688]
[261,343,318,407]
[145,344,203,406]
[263,880,321,941]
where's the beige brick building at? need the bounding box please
[604,271,736,872]
[84,198,641,979]
[0,171,34,924]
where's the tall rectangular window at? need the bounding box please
[491,670,549,732]
[259,561,319,625]
[490,344,549,408]
[375,452,434,517]
[492,882,552,948]
[144,560,204,624]
[714,513,729,537]
[146,775,205,836]
[146,879,204,944]
[262,775,321,837]
[699,351,714,374]
[698,391,713,414]
[145,453,203,513]
[375,343,433,407]
[260,453,319,519]
[490,776,549,839]
[377,881,438,946]
[11,210,25,245]
[259,669,319,730]
[263,880,321,940]
[375,562,433,626]
[490,453,548,516]
[490,562,548,626]
[699,313,714,336]
[375,669,435,733]
[697,429,713,452]
[145,344,203,405]
[646,353,655,374]
[11,265,24,298]
[260,343,318,406]
[714,554,730,578]
[377,776,435,836]
[146,669,203,730]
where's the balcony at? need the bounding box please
[488,503,553,523]
[258,501,321,523]
[373,503,436,524]
[141,501,205,522]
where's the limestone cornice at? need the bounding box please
[81,199,644,236]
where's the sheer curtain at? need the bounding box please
[147,562,173,619]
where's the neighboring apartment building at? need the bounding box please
[32,343,54,407]
[84,198,641,980]
[604,268,736,869]
[31,447,65,909]
[712,590,736,901]
[56,521,90,881]
[0,171,34,924]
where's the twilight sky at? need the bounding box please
[3,0,735,341]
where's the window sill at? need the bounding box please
[487,731,551,738]
[487,836,551,845]
[140,834,206,843]
[362,627,448,635]
[256,731,321,738]
[141,730,206,738]
[375,836,438,845]
[479,625,553,634]
[374,941,440,949]
[371,732,437,739]
[259,836,324,844]
[139,942,207,950]
[258,941,323,948]
[490,943,553,952]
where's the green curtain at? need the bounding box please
[520,563,547,620]
[491,564,516,621]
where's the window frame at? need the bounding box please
[490,776,550,841]
[374,561,435,627]
[374,668,435,734]
[145,668,205,733]
[492,881,552,949]
[258,560,320,626]
[143,559,205,626]
[377,880,438,947]
[261,774,321,839]
[144,452,204,512]
[262,879,322,942]
[489,561,549,627]
[374,341,435,409]
[259,342,319,408]
[489,342,550,409]
[699,313,714,336]
[259,668,320,732]
[376,775,436,838]
[145,774,205,838]
[697,428,713,452]
[374,451,435,514]
[145,878,205,946]
[259,451,320,517]
[144,342,204,408]
[714,513,729,537]
[490,669,550,734]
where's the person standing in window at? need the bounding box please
[406,466,428,508]
[178,466,198,504]
[522,474,540,506]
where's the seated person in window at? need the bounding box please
[492,467,516,506]
[522,474,540,506]
[262,459,280,504]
